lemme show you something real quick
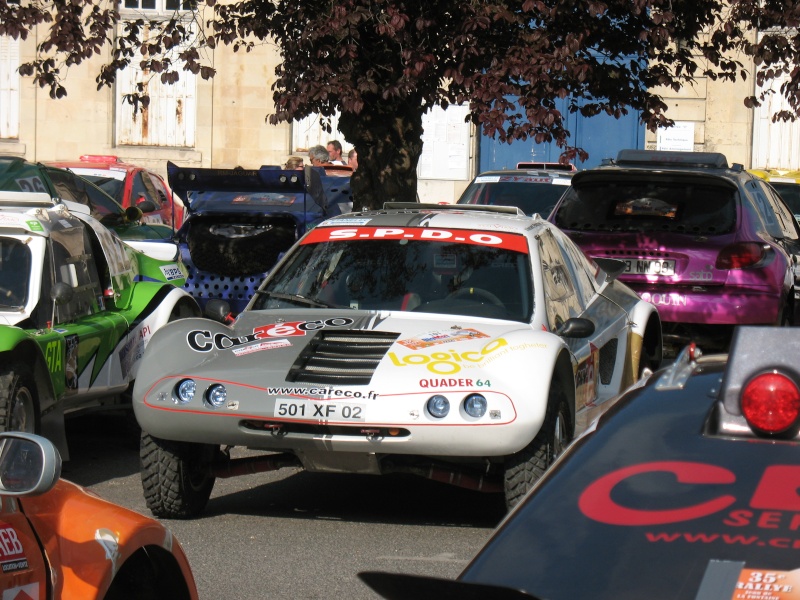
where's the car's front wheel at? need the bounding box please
[140,432,218,519]
[503,380,570,510]
[0,364,38,433]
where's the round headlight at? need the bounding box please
[463,394,488,418]
[175,379,196,404]
[206,384,228,408]
[427,395,450,418]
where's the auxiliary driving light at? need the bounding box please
[427,395,450,418]
[463,394,488,418]
[175,379,196,404]
[205,384,228,408]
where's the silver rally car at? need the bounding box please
[133,203,662,518]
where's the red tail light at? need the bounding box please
[741,372,800,435]
[715,243,767,269]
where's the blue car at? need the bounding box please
[168,162,352,313]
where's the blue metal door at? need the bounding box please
[477,98,645,172]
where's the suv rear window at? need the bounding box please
[553,181,737,235]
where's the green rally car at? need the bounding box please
[0,191,200,458]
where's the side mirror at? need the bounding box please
[593,257,627,281]
[136,198,157,213]
[0,432,61,496]
[51,282,74,306]
[555,317,595,338]
[205,299,235,324]
[125,205,144,222]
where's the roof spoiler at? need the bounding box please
[0,191,54,207]
[383,202,526,216]
[615,149,729,169]
[167,161,306,200]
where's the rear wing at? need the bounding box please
[167,162,353,215]
[167,162,305,200]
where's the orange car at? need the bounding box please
[48,155,184,229]
[0,432,198,599]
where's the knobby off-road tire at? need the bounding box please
[0,364,38,433]
[140,432,218,519]
[503,381,570,510]
[187,221,295,277]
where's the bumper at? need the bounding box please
[635,286,782,325]
[135,377,544,459]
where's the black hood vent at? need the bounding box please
[287,330,400,385]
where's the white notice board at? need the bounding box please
[417,104,471,181]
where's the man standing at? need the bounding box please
[327,140,346,165]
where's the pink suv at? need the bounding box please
[550,150,800,354]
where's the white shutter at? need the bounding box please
[752,32,800,171]
[0,36,20,139]
[115,24,196,147]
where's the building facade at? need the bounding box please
[0,4,792,203]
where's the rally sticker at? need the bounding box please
[232,339,292,356]
[301,226,529,253]
[0,523,28,573]
[26,220,44,232]
[733,568,800,598]
[398,328,489,350]
[159,263,184,281]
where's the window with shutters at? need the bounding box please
[121,0,196,12]
[0,35,20,139]
[114,13,197,147]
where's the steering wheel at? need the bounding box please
[448,287,505,308]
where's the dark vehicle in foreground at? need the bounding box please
[361,326,800,599]
[457,167,573,217]
[133,203,661,518]
[0,431,197,599]
[550,149,800,354]
[168,162,352,314]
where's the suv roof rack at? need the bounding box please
[382,202,526,216]
[616,149,729,169]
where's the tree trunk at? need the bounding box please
[338,100,424,211]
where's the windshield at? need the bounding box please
[254,232,533,322]
[0,238,31,308]
[82,176,125,204]
[772,182,800,219]
[553,181,737,234]
[187,190,311,214]
[458,177,569,217]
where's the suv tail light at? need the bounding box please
[741,372,800,435]
[715,242,768,269]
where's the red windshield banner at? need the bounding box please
[302,226,529,253]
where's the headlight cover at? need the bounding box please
[205,383,228,408]
[175,379,196,404]
[427,395,450,418]
[463,393,488,418]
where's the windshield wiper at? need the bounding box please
[254,290,337,308]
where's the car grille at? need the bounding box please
[287,330,400,385]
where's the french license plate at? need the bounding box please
[623,258,676,276]
[274,399,366,422]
